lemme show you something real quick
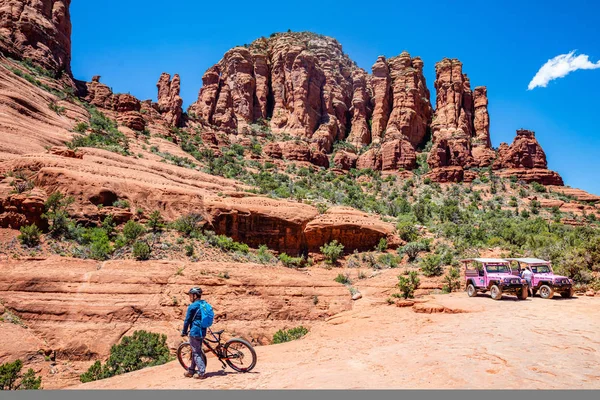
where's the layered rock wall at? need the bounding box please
[0,0,71,73]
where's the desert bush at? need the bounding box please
[334,273,351,285]
[113,199,130,209]
[257,245,276,264]
[396,220,419,242]
[396,271,420,299]
[375,238,388,252]
[172,214,203,237]
[123,220,145,242]
[279,253,306,268]
[18,224,41,247]
[377,253,401,268]
[184,243,194,257]
[132,241,151,260]
[420,254,444,277]
[9,179,34,194]
[79,331,171,383]
[399,241,429,262]
[207,235,249,254]
[320,240,344,265]
[272,326,309,344]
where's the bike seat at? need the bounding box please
[213,329,224,335]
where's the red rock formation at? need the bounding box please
[493,129,564,185]
[0,188,47,229]
[264,141,330,168]
[156,73,183,127]
[346,70,371,147]
[83,78,146,131]
[473,86,491,148]
[380,139,417,171]
[356,148,382,171]
[369,56,391,143]
[384,52,432,148]
[333,151,358,170]
[0,0,71,73]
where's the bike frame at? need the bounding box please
[201,328,234,363]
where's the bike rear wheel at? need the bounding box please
[224,338,257,372]
[177,342,207,371]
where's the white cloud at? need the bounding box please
[528,51,600,90]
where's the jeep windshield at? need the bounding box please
[531,265,551,274]
[485,264,511,273]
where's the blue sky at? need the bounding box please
[71,0,600,194]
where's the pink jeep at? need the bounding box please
[506,258,574,299]
[462,258,528,300]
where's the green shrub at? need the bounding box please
[531,182,547,193]
[320,240,344,265]
[18,224,41,247]
[74,122,89,133]
[48,101,65,115]
[184,243,194,257]
[173,214,203,236]
[113,199,130,209]
[279,253,306,268]
[85,228,113,260]
[396,271,420,299]
[43,192,75,237]
[257,245,276,264]
[443,267,461,292]
[132,241,151,260]
[68,106,129,155]
[101,214,117,238]
[334,273,351,285]
[420,254,444,277]
[0,359,42,390]
[208,235,249,254]
[397,220,419,242]
[147,211,165,232]
[272,326,309,344]
[79,331,171,383]
[375,238,388,252]
[377,253,401,268]
[399,241,429,262]
[123,220,145,242]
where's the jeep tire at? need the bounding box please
[539,284,554,299]
[516,287,528,300]
[467,284,477,297]
[560,287,574,298]
[490,284,503,301]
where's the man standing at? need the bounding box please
[181,287,210,379]
[521,267,534,297]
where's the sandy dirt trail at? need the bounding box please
[75,290,600,390]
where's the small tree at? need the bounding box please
[43,192,75,237]
[0,359,42,390]
[272,326,308,344]
[443,267,461,292]
[18,224,41,247]
[147,210,165,233]
[320,240,344,265]
[396,271,420,299]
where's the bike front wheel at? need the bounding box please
[224,338,257,372]
[177,342,207,371]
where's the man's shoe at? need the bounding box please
[194,373,206,380]
[184,371,194,378]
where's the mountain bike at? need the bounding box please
[177,328,257,373]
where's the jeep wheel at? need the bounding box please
[539,284,554,299]
[467,284,477,297]
[561,287,574,298]
[490,285,503,301]
[516,287,528,300]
